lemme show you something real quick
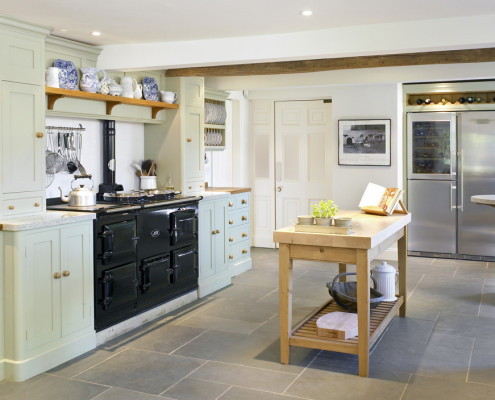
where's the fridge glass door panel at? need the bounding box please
[457,111,495,257]
[407,180,456,254]
[407,112,456,180]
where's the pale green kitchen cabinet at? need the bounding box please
[198,195,231,297]
[0,16,49,219]
[226,192,252,277]
[3,221,96,382]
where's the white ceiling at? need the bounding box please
[3,0,495,46]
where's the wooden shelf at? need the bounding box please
[290,297,403,353]
[205,146,226,152]
[45,87,178,119]
[205,123,226,129]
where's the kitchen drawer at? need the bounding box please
[227,209,250,228]
[227,225,249,245]
[2,196,43,217]
[184,179,205,195]
[227,193,250,211]
[227,242,250,263]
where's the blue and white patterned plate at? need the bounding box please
[54,59,78,90]
[142,77,159,101]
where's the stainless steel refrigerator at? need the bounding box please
[407,111,495,259]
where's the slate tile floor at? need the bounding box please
[2,248,495,399]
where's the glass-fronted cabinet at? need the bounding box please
[407,112,456,180]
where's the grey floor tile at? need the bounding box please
[468,338,495,385]
[162,377,230,400]
[112,322,207,354]
[212,282,277,302]
[94,387,167,400]
[173,330,316,374]
[402,374,495,400]
[177,313,263,334]
[191,361,297,393]
[249,306,316,338]
[196,297,279,323]
[434,313,495,340]
[285,367,406,400]
[75,348,205,395]
[219,386,306,400]
[47,347,127,379]
[0,374,108,400]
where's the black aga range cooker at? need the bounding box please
[49,192,201,331]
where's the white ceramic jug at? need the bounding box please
[120,76,136,98]
[133,82,143,99]
[371,261,398,301]
[46,67,60,88]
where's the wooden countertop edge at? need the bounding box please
[206,187,251,194]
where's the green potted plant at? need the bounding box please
[312,200,338,226]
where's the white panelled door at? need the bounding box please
[275,100,332,229]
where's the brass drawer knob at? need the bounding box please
[200,185,203,188]
[242,233,247,237]
[229,219,233,224]
[211,230,217,235]
[228,202,233,207]
[36,132,44,138]
[62,270,70,277]
[242,249,248,254]
[241,216,247,221]
[34,203,40,207]
[241,199,247,204]
[54,272,61,279]
[8,205,14,210]
[229,237,233,242]
[215,229,220,234]
[187,138,192,142]
[229,254,233,260]
[188,186,192,189]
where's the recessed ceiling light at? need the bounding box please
[60,28,67,32]
[91,31,101,37]
[301,10,313,16]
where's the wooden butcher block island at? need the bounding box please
[273,210,411,377]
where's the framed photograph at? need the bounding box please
[338,119,391,166]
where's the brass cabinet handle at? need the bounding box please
[36,132,44,138]
[242,249,248,254]
[229,237,233,242]
[241,216,247,221]
[8,205,14,210]
[187,138,192,142]
[62,270,70,277]
[54,272,61,279]
[228,202,233,207]
[229,219,233,225]
[188,186,192,189]
[241,199,247,204]
[200,185,203,188]
[229,254,233,259]
[34,203,40,207]
[215,229,220,234]
[242,233,248,237]
[212,230,217,235]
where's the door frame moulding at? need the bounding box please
[166,47,495,77]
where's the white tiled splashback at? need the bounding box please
[46,117,144,199]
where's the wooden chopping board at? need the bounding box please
[316,312,358,339]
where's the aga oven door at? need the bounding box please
[96,212,137,265]
[137,207,171,259]
[170,208,197,247]
[95,262,138,330]
[171,244,198,295]
[137,254,174,310]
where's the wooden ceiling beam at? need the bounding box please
[165,47,495,77]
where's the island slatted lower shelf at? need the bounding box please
[290,296,404,354]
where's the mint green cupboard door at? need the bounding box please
[214,201,228,274]
[25,230,61,350]
[2,81,44,194]
[60,224,93,337]
[199,202,215,279]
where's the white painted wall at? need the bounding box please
[46,117,144,199]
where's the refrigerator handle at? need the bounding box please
[451,151,457,176]
[459,150,464,212]
[450,183,456,211]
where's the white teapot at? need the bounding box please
[120,76,137,98]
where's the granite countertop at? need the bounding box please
[0,211,96,231]
[205,187,251,194]
[471,195,495,207]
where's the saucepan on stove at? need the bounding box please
[59,174,97,206]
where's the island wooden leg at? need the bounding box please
[398,227,408,317]
[279,243,293,365]
[356,249,370,377]
[338,263,347,281]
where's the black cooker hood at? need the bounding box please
[98,120,123,198]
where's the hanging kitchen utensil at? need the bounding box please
[45,129,65,187]
[76,132,88,175]
[65,131,78,173]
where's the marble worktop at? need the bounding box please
[471,195,495,206]
[0,211,96,231]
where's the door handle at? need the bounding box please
[459,150,464,211]
[450,184,456,211]
[277,186,282,192]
